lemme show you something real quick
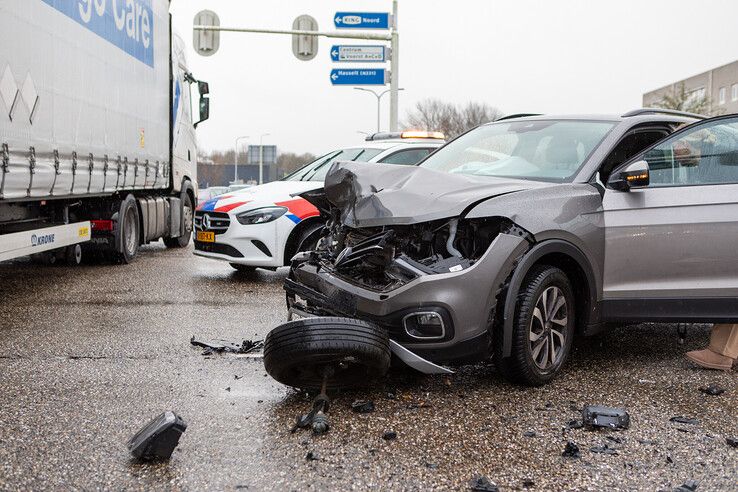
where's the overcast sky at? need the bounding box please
[170,0,738,156]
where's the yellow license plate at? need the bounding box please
[197,231,215,242]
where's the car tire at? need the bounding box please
[230,263,256,273]
[164,187,193,248]
[497,265,575,386]
[112,194,140,264]
[264,317,391,391]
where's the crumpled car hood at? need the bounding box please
[313,161,551,227]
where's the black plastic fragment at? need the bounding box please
[305,451,318,461]
[566,419,584,430]
[726,437,738,448]
[698,384,725,396]
[673,479,699,492]
[470,475,499,492]
[670,416,699,425]
[352,400,375,413]
[590,443,619,455]
[190,336,263,355]
[562,441,581,458]
[522,478,535,488]
[382,430,397,441]
[523,431,537,438]
[582,405,630,430]
[127,411,187,461]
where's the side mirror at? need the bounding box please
[198,81,209,96]
[195,97,209,128]
[608,160,650,191]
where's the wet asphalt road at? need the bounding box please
[0,244,735,491]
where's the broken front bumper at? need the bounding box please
[286,232,529,364]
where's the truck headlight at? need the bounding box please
[236,206,287,225]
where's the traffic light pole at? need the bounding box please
[194,2,400,131]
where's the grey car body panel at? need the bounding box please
[323,160,549,228]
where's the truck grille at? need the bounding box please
[195,211,230,235]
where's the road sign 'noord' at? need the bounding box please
[330,69,388,85]
[330,45,387,63]
[334,12,390,30]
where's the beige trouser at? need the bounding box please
[710,324,738,359]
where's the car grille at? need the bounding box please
[195,211,230,235]
[194,241,244,257]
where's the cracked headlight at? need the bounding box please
[236,206,288,225]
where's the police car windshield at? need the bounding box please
[283,148,384,182]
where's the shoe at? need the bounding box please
[685,348,734,370]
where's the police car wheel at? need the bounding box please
[264,317,391,391]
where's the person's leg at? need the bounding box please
[709,323,738,359]
[685,324,738,370]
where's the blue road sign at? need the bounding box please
[330,45,387,63]
[330,69,387,85]
[334,12,390,29]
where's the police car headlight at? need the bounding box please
[236,206,288,225]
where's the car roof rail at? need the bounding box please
[494,113,542,122]
[622,108,707,119]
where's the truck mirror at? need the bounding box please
[198,81,209,96]
[195,97,210,128]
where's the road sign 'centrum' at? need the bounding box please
[330,45,387,63]
[329,69,387,85]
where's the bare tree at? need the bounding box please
[277,152,316,177]
[402,99,503,138]
[650,82,716,116]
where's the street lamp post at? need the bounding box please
[234,135,249,183]
[258,133,270,185]
[354,87,404,133]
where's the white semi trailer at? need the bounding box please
[0,0,208,263]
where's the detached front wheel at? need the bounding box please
[264,317,391,391]
[497,265,575,386]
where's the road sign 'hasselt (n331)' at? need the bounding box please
[333,12,390,29]
[330,69,387,85]
[330,45,387,63]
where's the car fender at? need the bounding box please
[499,239,600,357]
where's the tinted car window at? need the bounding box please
[307,148,384,181]
[643,118,738,186]
[378,148,434,165]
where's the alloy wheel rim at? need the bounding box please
[124,208,137,255]
[529,286,568,370]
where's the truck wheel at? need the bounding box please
[164,189,193,248]
[264,317,391,391]
[113,194,140,264]
[64,244,82,265]
[496,265,575,386]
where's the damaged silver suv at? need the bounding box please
[270,110,738,387]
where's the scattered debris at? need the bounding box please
[562,441,581,458]
[383,431,397,441]
[225,387,231,392]
[590,443,619,455]
[698,384,725,396]
[305,451,318,461]
[672,479,699,492]
[638,439,658,445]
[127,411,187,461]
[469,475,499,492]
[522,478,535,488]
[670,416,699,425]
[582,405,630,430]
[292,394,331,435]
[726,437,738,448]
[566,419,584,430]
[425,462,438,470]
[351,400,375,414]
[234,375,243,380]
[606,435,623,444]
[190,336,263,355]
[523,431,537,438]
[666,455,674,464]
[638,379,656,384]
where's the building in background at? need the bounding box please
[198,144,279,187]
[643,60,738,115]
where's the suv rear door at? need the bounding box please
[601,114,738,321]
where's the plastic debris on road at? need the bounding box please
[562,441,581,458]
[127,411,187,461]
[469,475,499,492]
[190,336,263,355]
[351,400,375,413]
[582,405,630,430]
[698,384,725,396]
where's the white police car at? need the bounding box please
[193,132,445,271]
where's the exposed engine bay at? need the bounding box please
[303,214,518,292]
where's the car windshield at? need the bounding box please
[283,148,384,182]
[419,119,616,182]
